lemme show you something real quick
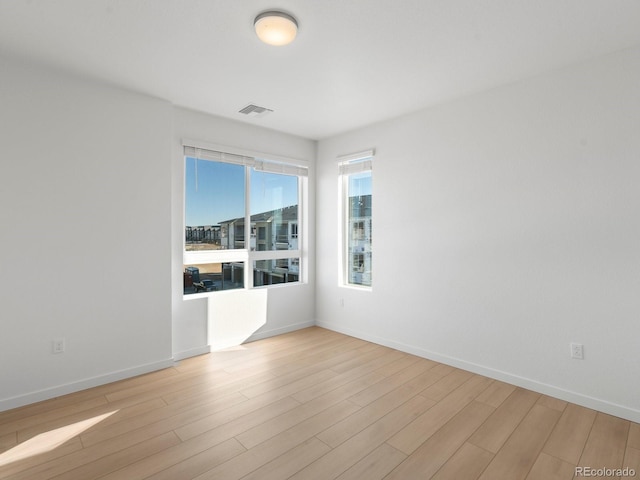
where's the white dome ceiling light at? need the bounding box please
[254,11,298,46]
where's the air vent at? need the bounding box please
[238,104,274,118]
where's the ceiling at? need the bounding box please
[1,0,639,140]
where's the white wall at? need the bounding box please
[0,56,174,410]
[171,107,316,359]
[316,47,640,422]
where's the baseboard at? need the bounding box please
[173,345,211,362]
[175,321,316,359]
[0,358,175,413]
[246,320,316,343]
[316,320,640,424]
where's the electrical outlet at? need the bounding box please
[570,342,584,360]
[53,338,66,354]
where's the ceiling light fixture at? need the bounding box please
[254,11,298,46]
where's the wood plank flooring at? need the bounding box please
[0,327,638,479]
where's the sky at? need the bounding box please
[185,157,298,226]
[349,171,372,197]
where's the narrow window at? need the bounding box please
[339,151,373,288]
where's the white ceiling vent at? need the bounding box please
[238,104,273,118]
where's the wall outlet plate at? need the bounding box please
[53,338,66,354]
[570,342,584,360]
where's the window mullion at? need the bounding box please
[245,165,253,289]
[297,175,303,282]
[342,175,349,285]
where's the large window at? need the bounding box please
[339,151,373,288]
[183,145,306,296]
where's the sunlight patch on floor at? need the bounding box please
[0,410,118,467]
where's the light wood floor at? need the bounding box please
[1,327,638,480]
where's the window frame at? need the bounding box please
[183,141,308,298]
[338,150,374,290]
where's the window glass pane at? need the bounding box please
[250,169,299,252]
[185,157,245,251]
[183,262,245,295]
[347,171,372,286]
[253,258,300,286]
